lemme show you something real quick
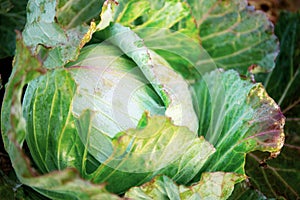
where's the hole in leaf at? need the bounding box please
[259,161,268,168]
[133,16,144,26]
[260,4,270,12]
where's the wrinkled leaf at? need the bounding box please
[110,0,278,80]
[187,0,278,73]
[125,172,244,200]
[191,70,284,180]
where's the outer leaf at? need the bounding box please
[113,0,198,39]
[111,0,212,80]
[0,36,120,200]
[103,23,199,133]
[0,170,49,200]
[22,0,98,69]
[259,12,300,112]
[194,172,245,200]
[79,115,213,194]
[125,172,244,200]
[125,175,193,200]
[0,0,27,58]
[41,25,96,69]
[246,148,300,199]
[23,0,66,47]
[191,70,284,179]
[246,12,300,199]
[228,181,268,200]
[1,36,46,152]
[187,0,278,73]
[138,29,215,80]
[161,137,215,185]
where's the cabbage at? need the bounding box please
[1,0,285,199]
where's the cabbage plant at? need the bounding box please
[1,0,285,199]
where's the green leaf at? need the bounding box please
[258,12,300,112]
[246,148,300,200]
[190,70,284,179]
[245,12,300,199]
[1,36,120,200]
[0,0,27,58]
[111,0,278,76]
[125,175,192,200]
[0,169,51,200]
[113,0,197,38]
[228,181,268,200]
[79,115,212,194]
[1,36,46,151]
[56,0,104,29]
[161,136,215,185]
[23,69,84,173]
[113,0,198,40]
[125,172,244,200]
[103,23,199,133]
[125,175,191,200]
[187,0,278,73]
